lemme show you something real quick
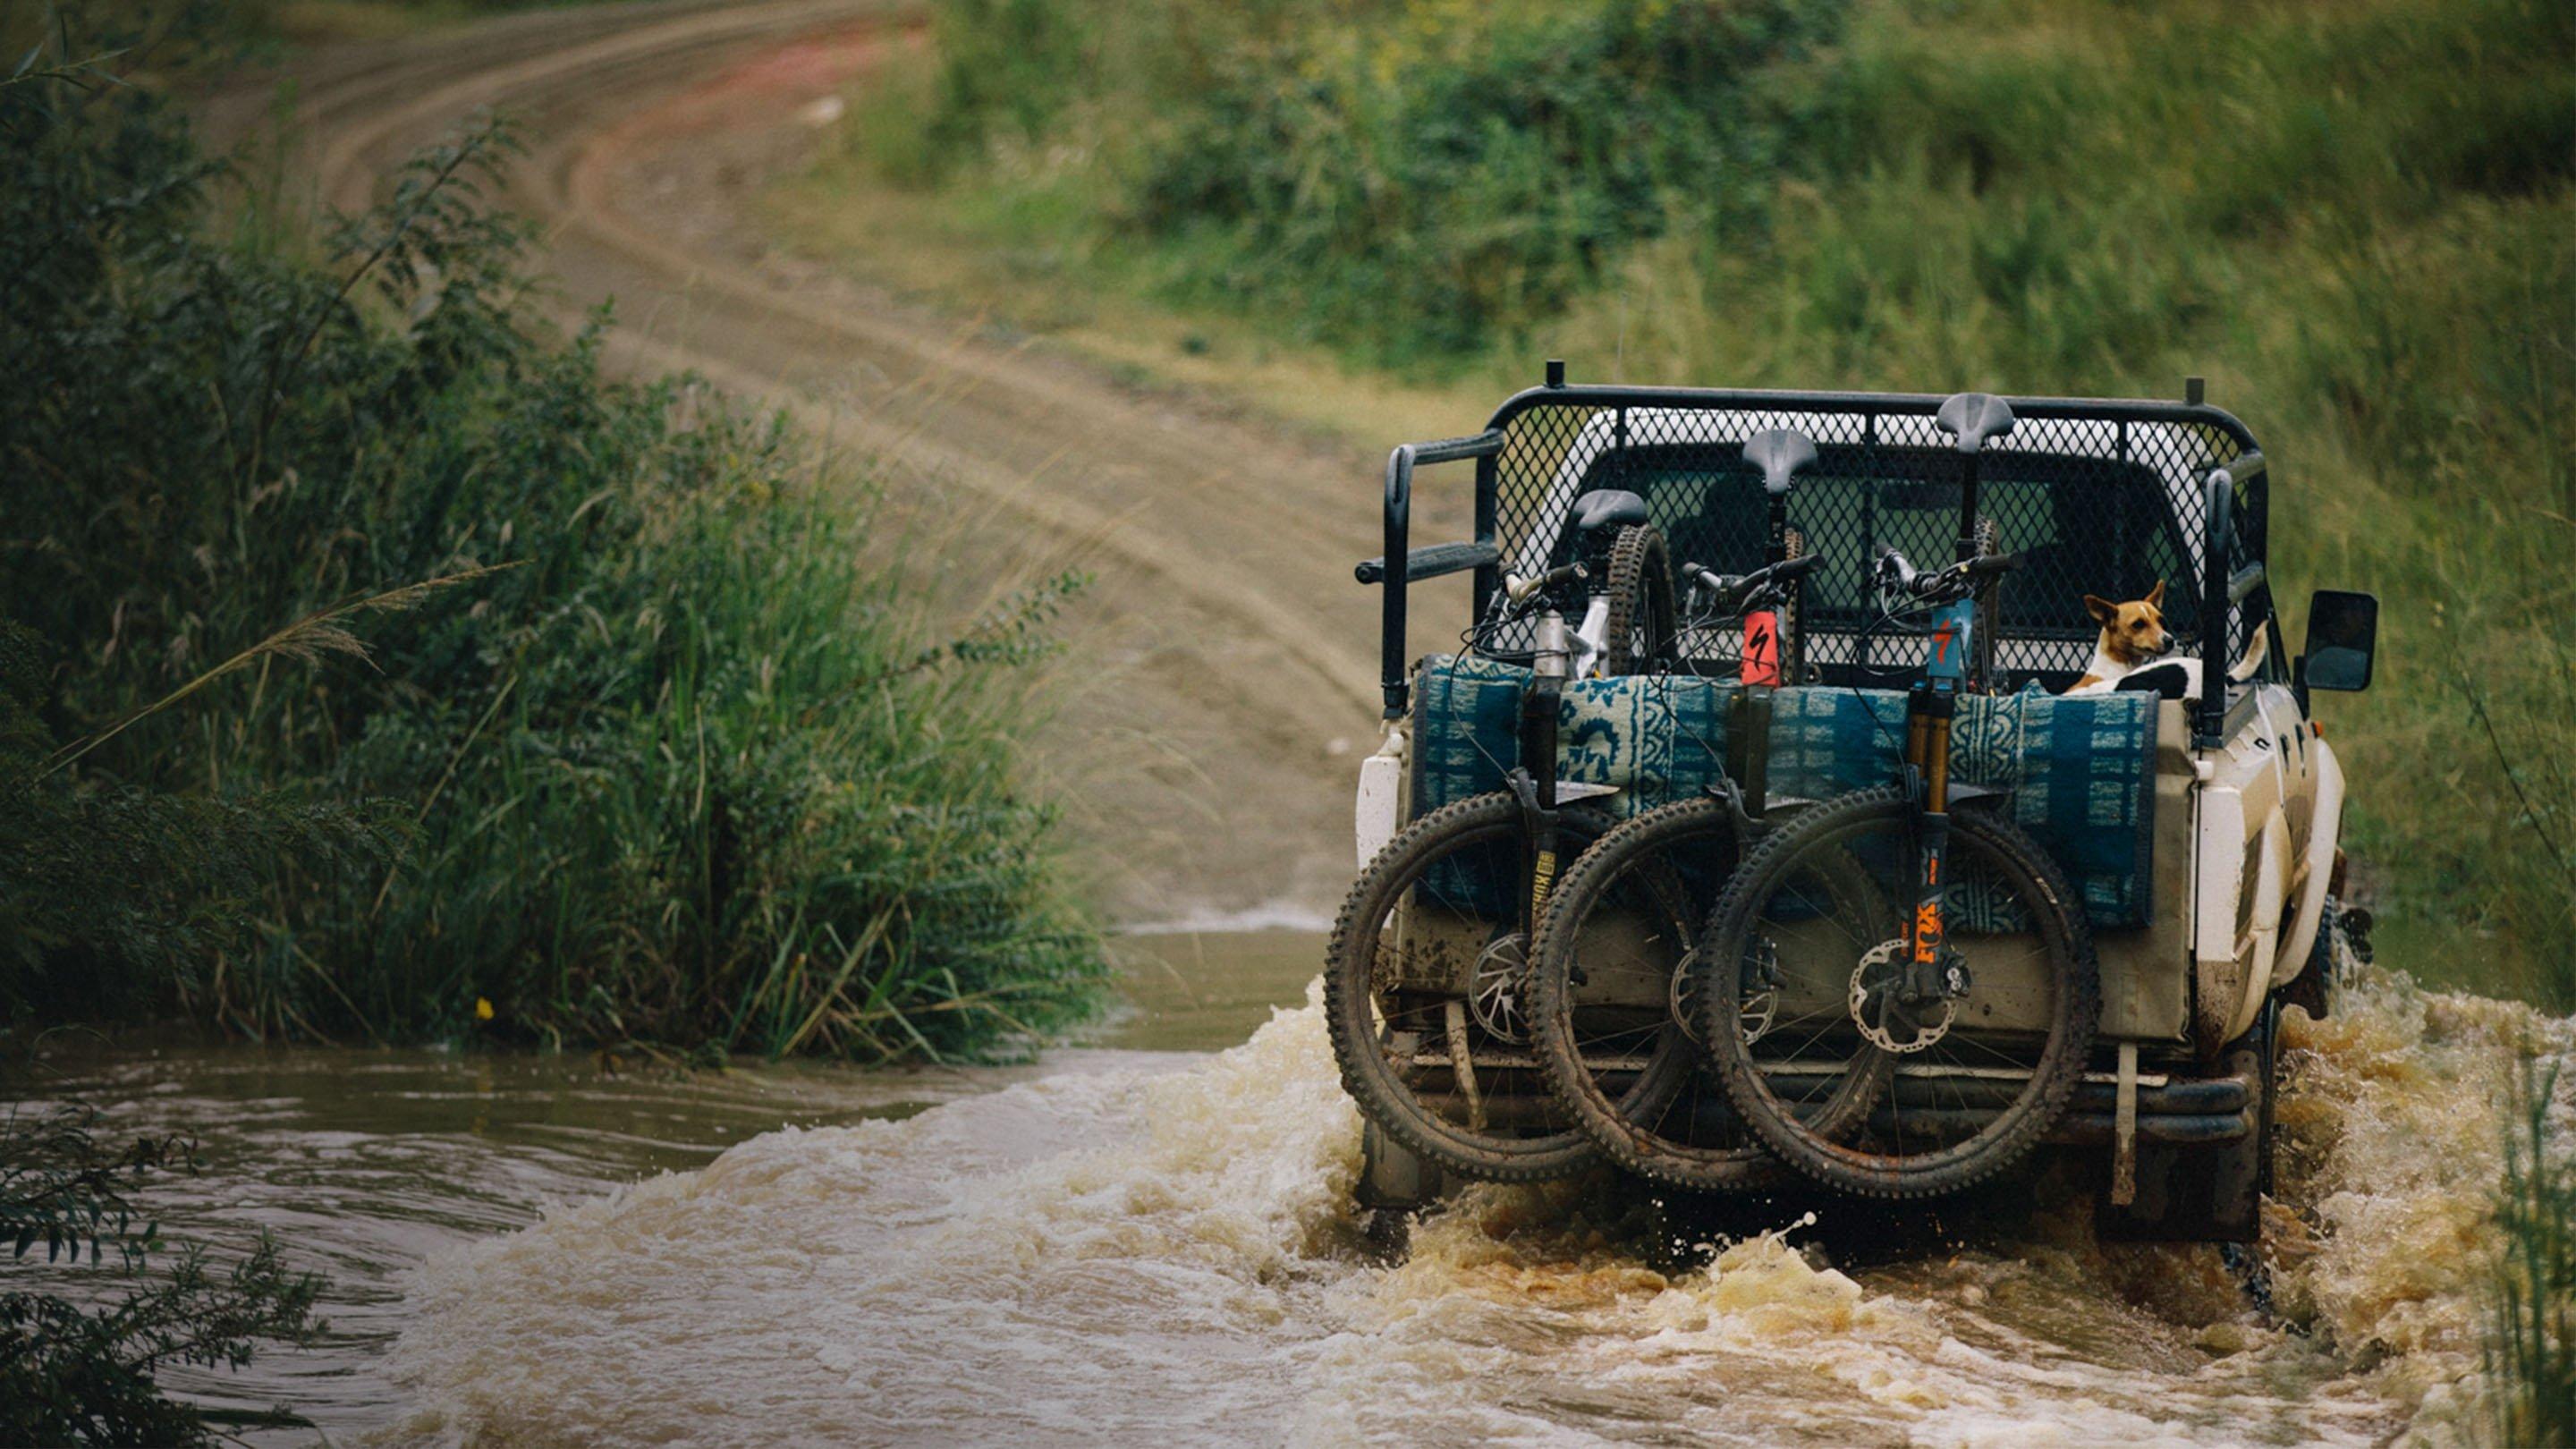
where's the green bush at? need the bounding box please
[1118,0,1834,360]
[1,1105,324,1448]
[860,0,1835,363]
[1,23,1105,1058]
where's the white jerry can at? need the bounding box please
[1354,723,1409,869]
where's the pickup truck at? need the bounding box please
[1346,370,2378,1241]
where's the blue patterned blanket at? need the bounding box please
[1410,656,2159,928]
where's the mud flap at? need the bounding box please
[2097,1025,2271,1243]
[2110,1043,2140,1206]
[1357,1119,1445,1215]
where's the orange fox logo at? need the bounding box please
[1912,902,1944,963]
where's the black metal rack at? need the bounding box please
[1365,369,2272,746]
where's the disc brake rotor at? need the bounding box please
[1674,936,1779,1046]
[1469,934,1530,1044]
[1851,939,1955,1054]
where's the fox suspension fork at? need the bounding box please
[1902,593,1979,1004]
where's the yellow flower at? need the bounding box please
[474,996,496,1022]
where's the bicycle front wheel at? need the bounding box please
[1694,785,2100,1199]
[1325,792,1618,1182]
[1529,793,1866,1191]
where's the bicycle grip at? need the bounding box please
[1355,540,1500,585]
[1681,563,1737,595]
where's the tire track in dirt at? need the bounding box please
[220,0,1469,924]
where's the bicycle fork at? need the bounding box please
[1902,595,1979,1006]
[1515,610,1572,932]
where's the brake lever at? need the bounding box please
[1504,562,1586,608]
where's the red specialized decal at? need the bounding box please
[1741,611,1780,686]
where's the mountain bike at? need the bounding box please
[1523,431,1850,1191]
[1326,494,1676,1181]
[1689,394,2103,1199]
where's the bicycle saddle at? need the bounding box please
[1935,392,2017,454]
[1740,428,1818,496]
[1570,488,1650,534]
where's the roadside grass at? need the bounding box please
[784,0,2576,1011]
[2489,1063,2576,1445]
[2,17,1106,1062]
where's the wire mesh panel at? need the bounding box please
[1476,391,2257,692]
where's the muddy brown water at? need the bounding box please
[21,936,2571,1447]
[16,932,1315,1442]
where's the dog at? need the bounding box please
[2065,580,2266,700]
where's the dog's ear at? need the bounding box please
[2146,579,2166,609]
[2083,594,2116,626]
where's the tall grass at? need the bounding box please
[1,15,1106,1059]
[2489,1065,2575,1445]
[816,0,2575,1008]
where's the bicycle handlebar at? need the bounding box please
[1683,554,1818,613]
[1874,544,2018,602]
[1503,562,1586,608]
[1872,541,1923,593]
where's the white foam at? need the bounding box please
[388,965,2570,1447]
[1117,902,1336,936]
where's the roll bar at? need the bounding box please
[1357,367,2267,723]
[1371,429,1505,717]
[2197,450,2267,746]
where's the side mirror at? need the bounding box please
[2301,589,2377,692]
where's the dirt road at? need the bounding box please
[214,0,1478,925]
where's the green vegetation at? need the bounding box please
[2,1106,324,1447]
[813,0,2576,1009]
[2,19,1106,1060]
[854,0,1836,365]
[2489,1066,2576,1445]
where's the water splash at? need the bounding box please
[387,967,2571,1446]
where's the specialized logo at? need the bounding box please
[1742,611,1779,686]
[1931,620,1958,665]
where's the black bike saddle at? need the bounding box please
[1935,392,2017,454]
[1570,488,1650,534]
[1740,428,1818,496]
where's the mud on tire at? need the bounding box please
[1525,794,1787,1191]
[1694,785,2102,1199]
[1325,792,1616,1182]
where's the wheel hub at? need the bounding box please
[1851,939,1955,1053]
[1469,935,1530,1044]
[1674,936,1780,1046]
